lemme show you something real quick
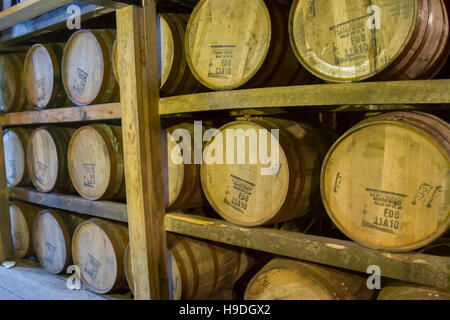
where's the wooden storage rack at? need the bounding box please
[0,0,448,300]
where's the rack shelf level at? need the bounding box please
[165,212,450,290]
[160,79,450,115]
[0,103,121,126]
[9,187,127,223]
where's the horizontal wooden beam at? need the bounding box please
[165,213,450,289]
[0,0,72,31]
[0,2,115,46]
[9,187,127,222]
[159,80,450,115]
[0,103,121,126]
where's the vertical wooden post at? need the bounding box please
[116,1,169,300]
[0,129,14,263]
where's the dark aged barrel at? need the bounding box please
[68,124,125,201]
[289,0,450,82]
[24,43,71,109]
[165,123,205,209]
[0,53,31,112]
[185,0,314,90]
[113,14,200,96]
[9,201,40,259]
[200,117,333,226]
[377,283,450,300]
[3,127,32,187]
[62,29,119,106]
[321,111,449,252]
[33,209,86,274]
[245,258,373,300]
[27,126,75,193]
[72,218,129,294]
[124,234,247,299]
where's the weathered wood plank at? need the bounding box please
[0,2,115,46]
[0,129,14,263]
[116,2,169,300]
[159,80,450,115]
[165,213,450,289]
[9,187,128,222]
[0,103,121,126]
[0,0,72,31]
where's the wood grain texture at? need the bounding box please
[24,43,70,109]
[200,118,332,226]
[8,187,128,222]
[72,218,129,294]
[377,283,450,300]
[185,0,312,90]
[165,212,450,289]
[290,0,450,82]
[26,126,75,193]
[62,29,119,106]
[3,127,32,187]
[68,124,125,201]
[32,209,86,274]
[0,103,121,126]
[245,258,373,300]
[159,80,450,115]
[0,53,31,112]
[321,111,449,252]
[9,201,40,258]
[0,128,13,263]
[116,2,169,300]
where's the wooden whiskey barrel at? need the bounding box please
[62,29,119,106]
[68,124,125,201]
[0,53,31,112]
[377,283,450,300]
[113,14,200,96]
[124,234,243,299]
[245,258,373,300]
[3,127,32,187]
[33,209,85,274]
[200,117,333,226]
[321,111,449,252]
[9,201,40,259]
[24,43,71,109]
[27,126,75,193]
[185,0,314,90]
[72,218,129,294]
[290,0,450,83]
[165,123,205,209]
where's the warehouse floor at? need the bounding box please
[0,259,132,300]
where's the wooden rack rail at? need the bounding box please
[0,0,448,300]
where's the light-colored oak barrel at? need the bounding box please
[185,0,314,90]
[290,0,450,83]
[201,117,333,226]
[72,218,129,294]
[245,258,373,300]
[24,43,71,109]
[3,127,32,187]
[9,201,40,259]
[68,124,125,201]
[33,209,86,274]
[321,111,449,252]
[165,123,205,209]
[27,126,75,193]
[377,283,450,300]
[113,14,200,96]
[124,234,246,299]
[62,29,119,106]
[0,53,32,112]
